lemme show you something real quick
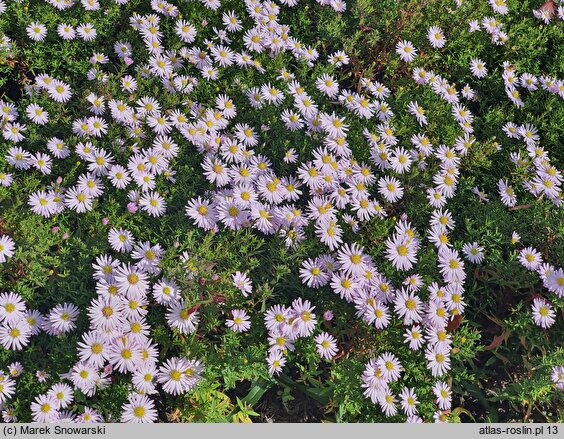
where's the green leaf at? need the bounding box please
[241,378,274,406]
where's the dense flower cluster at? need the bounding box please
[0,227,204,422]
[0,0,562,423]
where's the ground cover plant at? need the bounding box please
[0,0,562,424]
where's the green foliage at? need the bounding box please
[0,0,562,424]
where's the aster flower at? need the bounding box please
[462,242,485,263]
[121,393,157,423]
[385,234,417,271]
[92,254,120,281]
[268,330,296,355]
[27,22,48,41]
[498,179,517,207]
[330,272,359,302]
[26,103,49,125]
[337,243,367,278]
[0,172,13,187]
[434,411,450,423]
[152,278,180,305]
[226,309,251,332]
[425,344,451,377]
[445,283,466,315]
[404,274,424,292]
[551,366,564,390]
[3,122,26,143]
[109,337,142,374]
[264,305,291,333]
[544,269,564,297]
[8,362,23,378]
[132,364,158,395]
[394,288,423,325]
[175,19,197,43]
[88,296,126,332]
[232,271,252,296]
[376,352,402,383]
[0,376,16,405]
[25,309,44,335]
[506,87,524,107]
[77,331,110,368]
[378,176,404,203]
[267,350,286,376]
[139,191,166,217]
[531,298,556,329]
[115,263,149,297]
[0,235,16,264]
[0,321,31,350]
[108,228,135,253]
[64,186,93,213]
[157,357,193,395]
[77,23,97,41]
[427,26,446,48]
[217,201,249,230]
[438,247,466,283]
[470,59,487,78]
[47,80,72,103]
[290,297,317,337]
[48,383,74,410]
[299,258,330,288]
[181,358,204,390]
[316,73,340,98]
[489,0,508,14]
[518,247,543,271]
[407,101,427,126]
[30,394,59,423]
[378,388,398,417]
[320,112,349,138]
[166,300,200,334]
[48,303,79,334]
[404,325,425,350]
[57,23,76,40]
[36,370,49,383]
[314,332,338,360]
[396,40,417,62]
[131,241,163,274]
[399,387,419,416]
[260,83,285,106]
[432,381,452,410]
[364,300,391,329]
